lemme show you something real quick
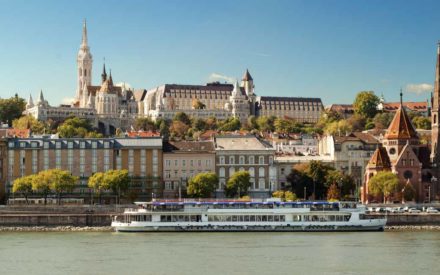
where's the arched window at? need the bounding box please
[248,167,255,177]
[229,167,235,177]
[249,156,254,164]
[259,167,265,177]
[229,156,235,164]
[239,156,245,164]
[219,167,225,178]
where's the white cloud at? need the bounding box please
[115,82,132,90]
[61,97,76,105]
[208,73,236,83]
[405,83,433,95]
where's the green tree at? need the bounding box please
[225,171,251,198]
[402,182,416,202]
[256,116,276,132]
[307,161,334,199]
[368,171,401,203]
[192,118,207,132]
[218,117,241,131]
[88,172,106,204]
[57,117,94,138]
[324,119,352,135]
[170,120,190,139]
[0,94,26,126]
[187,172,218,198]
[173,112,191,125]
[373,112,394,130]
[105,170,130,204]
[12,115,48,134]
[412,116,431,130]
[353,91,380,119]
[159,120,170,140]
[49,169,78,205]
[286,167,313,199]
[12,175,35,204]
[32,170,52,205]
[134,117,156,131]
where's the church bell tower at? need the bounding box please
[431,43,440,166]
[76,20,93,106]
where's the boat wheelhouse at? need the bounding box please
[111,199,386,232]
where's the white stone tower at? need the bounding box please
[76,19,93,106]
[241,69,256,115]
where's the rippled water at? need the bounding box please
[0,231,439,275]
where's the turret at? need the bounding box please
[242,69,254,97]
[26,94,34,109]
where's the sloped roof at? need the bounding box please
[242,69,253,81]
[385,105,418,139]
[383,101,428,112]
[164,141,215,153]
[333,132,379,145]
[368,147,391,168]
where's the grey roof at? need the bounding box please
[215,135,274,151]
[115,138,163,148]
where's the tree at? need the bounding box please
[272,190,297,201]
[159,120,170,140]
[286,167,313,199]
[368,171,401,203]
[12,115,48,134]
[373,112,394,130]
[170,120,189,139]
[307,161,334,199]
[324,119,352,136]
[402,182,416,202]
[225,171,251,198]
[353,91,380,119]
[134,117,156,131]
[192,118,207,132]
[327,183,341,201]
[12,175,35,204]
[173,112,191,125]
[49,169,78,205]
[0,94,26,126]
[57,117,94,138]
[105,170,130,204]
[88,172,106,204]
[412,116,431,130]
[187,172,218,198]
[218,117,241,131]
[192,99,206,109]
[32,170,52,205]
[256,116,275,132]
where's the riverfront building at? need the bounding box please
[162,141,216,198]
[5,137,163,201]
[214,135,277,198]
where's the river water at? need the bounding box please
[0,231,439,275]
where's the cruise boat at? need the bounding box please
[111,199,386,232]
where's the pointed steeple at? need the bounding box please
[431,42,440,164]
[232,80,240,96]
[101,62,107,83]
[26,94,34,109]
[81,19,88,49]
[242,69,253,81]
[368,147,391,169]
[108,69,113,86]
[38,90,45,103]
[385,91,418,140]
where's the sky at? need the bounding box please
[0,0,440,106]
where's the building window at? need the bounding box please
[249,156,254,164]
[259,156,264,165]
[166,160,171,167]
[259,167,265,177]
[219,156,225,164]
[229,167,235,176]
[239,156,245,165]
[219,167,225,178]
[229,156,235,164]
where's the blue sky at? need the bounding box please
[0,0,439,106]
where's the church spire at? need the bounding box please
[26,94,34,109]
[101,62,107,83]
[431,41,440,164]
[81,19,88,49]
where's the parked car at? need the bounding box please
[425,207,439,213]
[391,207,404,213]
[375,207,385,213]
[408,208,421,213]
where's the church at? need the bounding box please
[362,43,440,203]
[24,21,324,134]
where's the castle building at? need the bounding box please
[24,21,139,135]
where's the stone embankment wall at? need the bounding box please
[368,213,440,225]
[0,205,126,227]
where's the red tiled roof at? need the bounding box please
[368,147,391,168]
[0,129,31,138]
[385,105,418,139]
[126,131,160,138]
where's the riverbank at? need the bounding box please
[1,225,440,232]
[0,226,113,232]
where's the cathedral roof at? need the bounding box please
[385,103,418,140]
[368,147,391,169]
[242,69,253,81]
[99,78,117,94]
